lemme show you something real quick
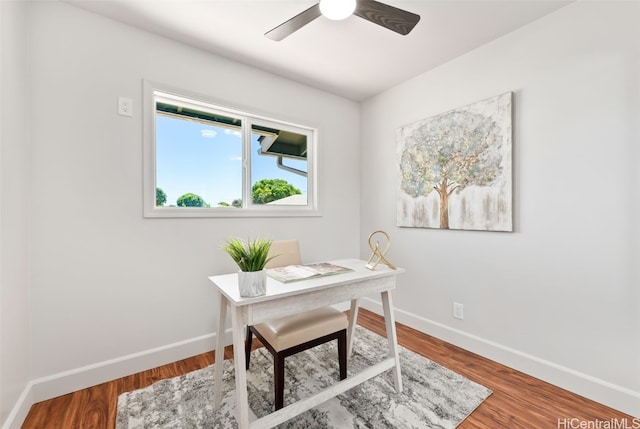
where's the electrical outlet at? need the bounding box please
[453,302,464,320]
[118,96,133,117]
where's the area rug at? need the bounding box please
[116,326,491,428]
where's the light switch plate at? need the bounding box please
[118,96,133,117]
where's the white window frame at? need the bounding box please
[143,81,320,218]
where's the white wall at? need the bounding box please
[3,0,639,426]
[24,0,359,401]
[0,1,32,427]
[360,1,640,416]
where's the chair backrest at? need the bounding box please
[265,240,302,269]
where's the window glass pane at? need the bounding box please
[155,106,243,208]
[251,125,308,206]
[145,82,318,217]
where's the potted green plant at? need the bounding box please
[222,237,273,297]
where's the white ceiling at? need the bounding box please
[66,0,572,101]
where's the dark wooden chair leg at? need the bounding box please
[274,352,286,410]
[245,326,253,370]
[337,330,347,380]
[250,326,349,411]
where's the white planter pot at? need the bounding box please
[237,270,267,297]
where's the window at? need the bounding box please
[143,82,318,217]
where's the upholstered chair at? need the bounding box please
[244,240,348,410]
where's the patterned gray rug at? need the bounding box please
[116,326,491,428]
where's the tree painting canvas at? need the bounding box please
[396,92,512,231]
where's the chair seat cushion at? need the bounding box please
[253,307,348,352]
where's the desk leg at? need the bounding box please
[231,308,251,429]
[381,291,403,393]
[213,293,228,410]
[347,299,360,359]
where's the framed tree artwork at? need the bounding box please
[396,92,513,232]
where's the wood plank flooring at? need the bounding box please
[22,308,634,428]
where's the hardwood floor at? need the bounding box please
[22,308,633,428]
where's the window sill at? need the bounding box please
[144,206,322,218]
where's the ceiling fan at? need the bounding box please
[265,0,420,41]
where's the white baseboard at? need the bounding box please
[1,384,33,429]
[358,297,640,418]
[4,300,638,429]
[3,306,350,428]
[2,329,233,429]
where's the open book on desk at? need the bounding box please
[266,262,353,283]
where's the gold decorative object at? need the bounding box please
[366,230,396,270]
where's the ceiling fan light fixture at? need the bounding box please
[265,0,420,41]
[319,0,356,20]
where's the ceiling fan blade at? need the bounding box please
[354,0,420,36]
[265,3,322,41]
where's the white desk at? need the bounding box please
[209,259,404,429]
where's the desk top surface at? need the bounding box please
[209,258,404,306]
